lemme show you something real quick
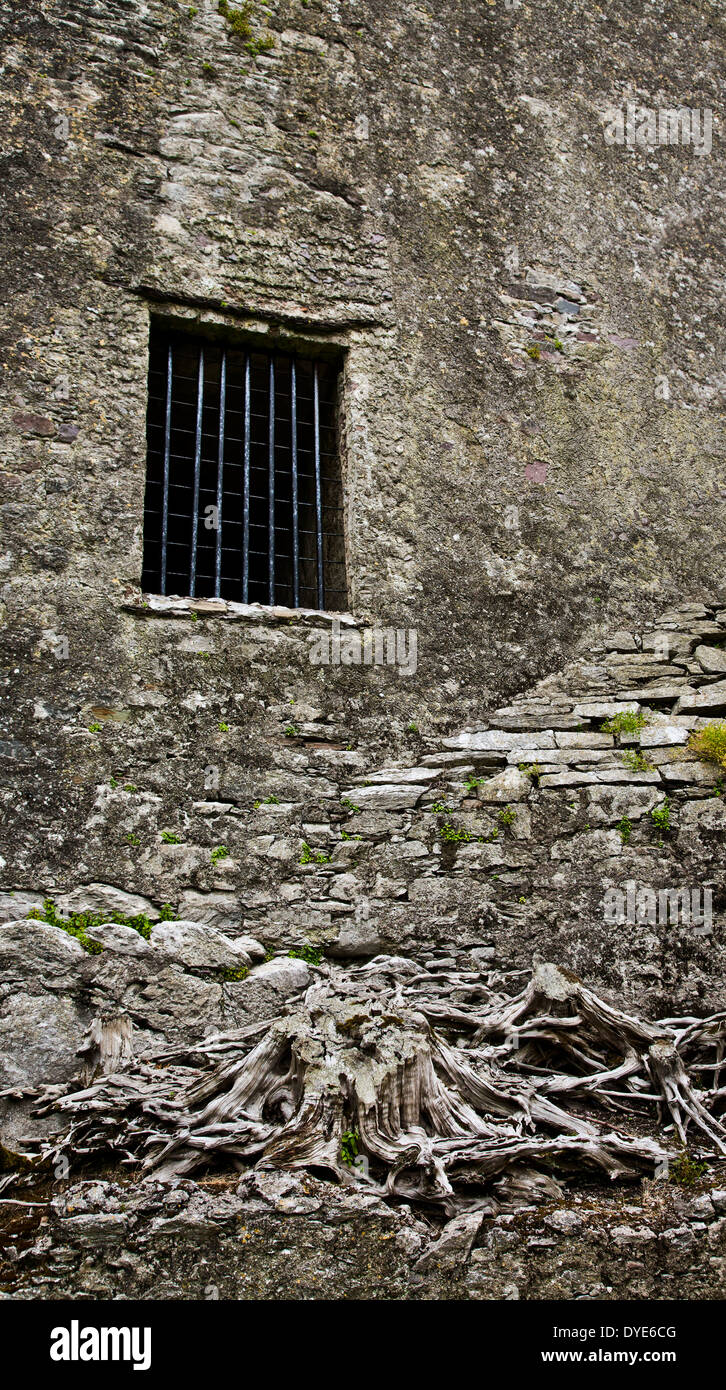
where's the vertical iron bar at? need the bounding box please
[214,350,226,598]
[268,355,275,605]
[189,345,204,597]
[160,342,172,596]
[242,353,250,603]
[313,361,324,609]
[291,358,299,609]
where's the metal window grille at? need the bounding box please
[141,326,347,610]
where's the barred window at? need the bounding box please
[141,325,347,610]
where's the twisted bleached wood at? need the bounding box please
[77,1012,134,1084]
[29,961,726,1212]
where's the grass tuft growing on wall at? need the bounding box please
[689,721,726,773]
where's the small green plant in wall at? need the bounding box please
[689,721,726,773]
[27,899,177,953]
[27,899,103,955]
[617,816,633,845]
[669,1150,708,1187]
[340,1127,360,1166]
[497,805,517,827]
[161,830,182,844]
[518,763,542,786]
[439,819,473,843]
[601,709,649,739]
[217,0,275,55]
[222,965,249,982]
[218,722,229,732]
[620,748,655,773]
[289,943,323,965]
[299,841,331,865]
[341,797,361,814]
[210,845,229,864]
[650,800,671,833]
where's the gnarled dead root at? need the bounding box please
[27,962,726,1214]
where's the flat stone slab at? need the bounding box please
[347,783,427,810]
[540,769,661,787]
[616,684,695,702]
[441,730,556,752]
[676,679,726,713]
[539,771,601,788]
[422,752,477,768]
[506,748,614,765]
[327,920,389,957]
[365,767,435,784]
[572,701,639,719]
[659,761,719,785]
[639,723,691,747]
[554,732,614,748]
[593,770,662,784]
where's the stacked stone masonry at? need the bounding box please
[3,0,726,1303]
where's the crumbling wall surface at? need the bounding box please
[0,0,725,910]
[2,596,723,1055]
[3,1173,726,1301]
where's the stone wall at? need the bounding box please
[2,594,725,1159]
[2,0,726,1303]
[4,595,724,1029]
[4,1171,726,1301]
[1,0,726,919]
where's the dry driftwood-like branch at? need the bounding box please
[29,961,726,1213]
[77,1012,134,1084]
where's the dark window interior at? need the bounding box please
[141,325,347,610]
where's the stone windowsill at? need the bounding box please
[123,594,359,629]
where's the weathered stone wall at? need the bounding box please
[1,0,726,929]
[2,593,725,1173]
[4,1171,726,1301]
[3,0,726,1307]
[4,592,725,1048]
